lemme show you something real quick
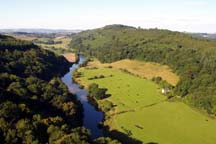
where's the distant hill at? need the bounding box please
[190,33,216,40]
[102,24,136,30]
[70,24,216,116]
[0,28,82,34]
[70,24,216,62]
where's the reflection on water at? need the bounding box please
[61,55,104,138]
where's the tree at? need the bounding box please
[88,83,108,100]
[47,125,65,143]
[94,137,120,144]
[0,101,21,121]
[16,119,36,143]
[63,102,76,116]
[7,82,28,97]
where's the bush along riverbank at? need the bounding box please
[65,55,123,143]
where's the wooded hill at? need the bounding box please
[0,35,119,144]
[70,24,216,115]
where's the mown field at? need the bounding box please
[87,59,179,85]
[76,65,216,144]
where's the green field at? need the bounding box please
[77,67,216,144]
[35,36,74,54]
[86,59,179,86]
[36,37,71,48]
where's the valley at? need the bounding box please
[2,24,216,144]
[1,0,216,143]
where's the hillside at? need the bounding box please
[70,25,216,115]
[0,35,119,144]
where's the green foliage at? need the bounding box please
[7,82,28,97]
[55,127,91,144]
[72,69,82,78]
[0,35,119,143]
[88,83,108,100]
[0,101,22,121]
[100,100,114,112]
[33,38,55,45]
[94,137,121,144]
[152,76,173,98]
[0,35,37,51]
[0,36,70,81]
[70,25,216,115]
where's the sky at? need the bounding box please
[0,0,216,33]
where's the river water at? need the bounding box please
[61,55,104,138]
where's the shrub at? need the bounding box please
[100,100,114,112]
[88,83,108,100]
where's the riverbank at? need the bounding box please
[61,56,104,139]
[73,70,143,144]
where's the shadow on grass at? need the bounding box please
[102,125,148,144]
[106,129,142,144]
[101,125,159,144]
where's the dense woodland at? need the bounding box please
[70,24,216,115]
[0,35,120,144]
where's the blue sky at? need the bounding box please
[1,0,216,32]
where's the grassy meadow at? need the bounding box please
[86,59,179,86]
[13,34,37,41]
[36,36,71,49]
[76,62,216,144]
[11,34,74,54]
[35,36,74,54]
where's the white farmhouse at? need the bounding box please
[161,88,170,94]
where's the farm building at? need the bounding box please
[161,88,170,94]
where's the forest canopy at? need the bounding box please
[0,35,119,144]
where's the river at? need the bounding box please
[61,55,104,138]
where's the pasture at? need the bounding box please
[76,67,216,144]
[86,59,179,85]
[34,36,74,54]
[36,36,71,49]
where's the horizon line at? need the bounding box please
[0,25,215,34]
